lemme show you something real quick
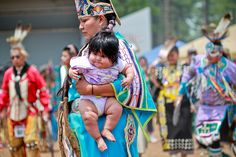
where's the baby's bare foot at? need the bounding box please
[96,137,107,152]
[102,129,116,142]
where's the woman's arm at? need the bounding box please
[60,66,67,87]
[76,76,115,96]
[178,56,199,95]
[0,70,10,111]
[226,60,236,86]
[70,65,115,96]
[150,72,161,89]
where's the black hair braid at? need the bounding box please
[169,46,179,55]
[105,16,116,32]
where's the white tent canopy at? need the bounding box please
[180,24,236,60]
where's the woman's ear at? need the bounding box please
[98,15,108,28]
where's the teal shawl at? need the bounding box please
[68,32,156,156]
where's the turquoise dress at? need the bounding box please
[66,33,157,157]
[69,109,138,157]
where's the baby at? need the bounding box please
[70,31,134,151]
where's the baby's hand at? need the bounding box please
[121,77,133,89]
[69,67,81,80]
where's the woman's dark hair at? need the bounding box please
[212,40,222,46]
[187,48,197,56]
[138,56,148,65]
[88,31,119,64]
[63,44,79,57]
[169,46,179,55]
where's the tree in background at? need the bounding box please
[204,0,209,25]
[163,0,171,40]
[112,0,236,48]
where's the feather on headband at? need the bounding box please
[6,24,31,49]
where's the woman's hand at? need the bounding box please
[190,104,196,113]
[149,67,160,88]
[0,108,6,119]
[173,95,183,126]
[174,95,183,108]
[76,76,92,95]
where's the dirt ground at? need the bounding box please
[142,125,234,157]
[0,124,234,157]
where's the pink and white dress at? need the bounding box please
[70,56,126,115]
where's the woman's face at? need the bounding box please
[139,58,147,67]
[139,58,148,70]
[61,51,71,66]
[88,51,113,69]
[79,16,105,41]
[11,49,26,68]
[167,50,179,65]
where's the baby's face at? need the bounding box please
[89,51,113,69]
